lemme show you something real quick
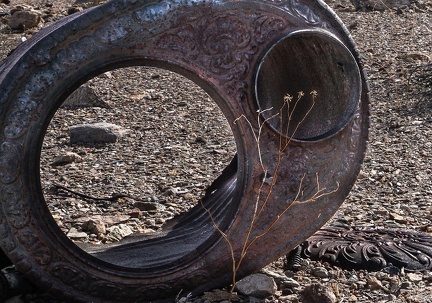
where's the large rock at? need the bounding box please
[235,273,277,299]
[69,122,129,145]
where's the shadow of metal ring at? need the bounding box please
[0,0,369,302]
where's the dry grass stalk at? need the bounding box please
[201,91,339,301]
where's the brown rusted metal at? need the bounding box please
[0,0,369,302]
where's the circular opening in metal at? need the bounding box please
[40,66,238,270]
[255,30,361,141]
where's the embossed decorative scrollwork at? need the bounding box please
[155,8,290,83]
[261,0,330,28]
[302,226,432,271]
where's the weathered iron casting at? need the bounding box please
[301,225,432,272]
[0,266,38,302]
[0,0,369,302]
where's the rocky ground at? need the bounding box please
[0,0,431,302]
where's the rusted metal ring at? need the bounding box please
[0,0,369,302]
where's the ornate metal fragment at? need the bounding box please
[302,225,432,271]
[0,0,369,302]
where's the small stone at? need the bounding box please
[367,275,383,290]
[235,273,277,298]
[133,201,166,213]
[67,227,88,240]
[346,274,359,285]
[177,297,187,303]
[312,267,329,278]
[400,281,412,289]
[67,6,83,15]
[278,294,299,303]
[389,212,407,224]
[73,214,130,226]
[82,219,106,235]
[70,122,129,145]
[281,277,300,288]
[388,276,401,293]
[406,272,423,282]
[63,85,111,109]
[300,283,337,303]
[348,295,357,302]
[8,8,42,29]
[202,289,240,302]
[51,152,82,166]
[375,272,389,281]
[105,224,133,242]
[128,208,142,218]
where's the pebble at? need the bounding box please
[400,281,412,289]
[105,224,133,242]
[51,152,82,166]
[281,277,300,288]
[346,274,359,284]
[300,283,337,303]
[389,212,408,224]
[201,289,239,302]
[66,227,88,240]
[133,201,166,212]
[278,294,299,303]
[375,272,389,281]
[406,272,423,282]
[81,219,106,235]
[312,267,330,278]
[235,273,277,298]
[366,275,383,290]
[8,7,42,29]
[62,85,111,109]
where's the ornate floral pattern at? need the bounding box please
[302,225,432,271]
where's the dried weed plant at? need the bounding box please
[201,91,339,301]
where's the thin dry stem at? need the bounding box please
[199,200,237,294]
[206,91,337,301]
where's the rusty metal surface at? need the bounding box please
[302,225,432,271]
[0,0,369,302]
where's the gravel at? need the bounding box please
[0,0,431,302]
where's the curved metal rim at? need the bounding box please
[254,28,362,143]
[32,59,247,276]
